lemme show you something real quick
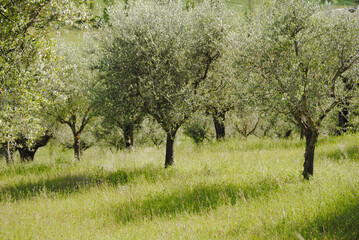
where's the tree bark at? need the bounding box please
[284,129,292,138]
[303,128,319,180]
[16,133,52,162]
[336,77,354,135]
[74,133,81,160]
[60,110,91,161]
[337,101,350,135]
[165,130,177,168]
[300,128,305,140]
[18,148,35,162]
[2,141,13,164]
[123,123,134,148]
[213,111,226,140]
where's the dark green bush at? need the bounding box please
[183,118,209,144]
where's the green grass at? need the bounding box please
[0,134,359,239]
[337,0,358,6]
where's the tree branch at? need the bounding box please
[78,107,92,134]
[317,100,339,125]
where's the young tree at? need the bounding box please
[235,0,359,179]
[92,74,144,149]
[96,0,232,167]
[46,42,95,160]
[231,106,261,139]
[204,65,237,140]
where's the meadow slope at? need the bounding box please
[0,134,358,239]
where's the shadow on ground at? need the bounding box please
[0,165,172,202]
[227,191,359,239]
[299,197,359,239]
[110,175,296,224]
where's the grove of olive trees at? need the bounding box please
[2,0,359,180]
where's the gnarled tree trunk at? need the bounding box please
[336,77,354,135]
[59,109,92,161]
[18,148,35,162]
[74,133,81,160]
[300,128,305,140]
[123,123,134,149]
[337,101,350,135]
[303,127,319,180]
[213,111,226,140]
[165,129,178,168]
[16,133,52,162]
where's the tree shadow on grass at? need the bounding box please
[276,197,359,239]
[0,165,172,202]
[111,175,296,224]
[227,192,359,239]
[300,198,359,239]
[324,145,359,162]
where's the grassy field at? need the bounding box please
[0,134,358,239]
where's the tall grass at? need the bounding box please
[0,134,358,239]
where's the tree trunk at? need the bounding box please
[16,133,52,162]
[213,112,226,140]
[303,128,319,180]
[18,148,36,162]
[61,111,91,161]
[337,101,350,135]
[300,128,305,140]
[74,133,81,160]
[284,129,292,138]
[336,77,353,135]
[3,142,13,164]
[123,123,134,148]
[165,131,177,168]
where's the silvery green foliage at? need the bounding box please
[183,112,212,144]
[48,41,93,121]
[235,0,359,129]
[96,0,232,135]
[137,117,166,148]
[0,0,90,143]
[45,39,96,136]
[0,37,56,143]
[40,38,97,159]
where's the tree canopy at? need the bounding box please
[95,0,233,167]
[0,0,90,144]
[235,0,359,178]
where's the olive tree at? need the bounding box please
[96,0,232,167]
[0,0,90,162]
[204,57,238,140]
[46,42,96,160]
[92,73,144,149]
[235,0,359,179]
